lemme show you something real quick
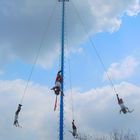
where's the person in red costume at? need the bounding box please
[51,70,62,95]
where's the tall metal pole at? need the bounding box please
[59,0,65,140]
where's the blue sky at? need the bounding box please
[0,0,140,140]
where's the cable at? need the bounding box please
[65,8,75,120]
[70,0,118,95]
[20,1,58,104]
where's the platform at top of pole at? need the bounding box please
[58,0,69,2]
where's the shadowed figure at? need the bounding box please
[13,104,22,127]
[116,94,134,114]
[69,120,78,138]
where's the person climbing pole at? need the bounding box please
[51,70,62,96]
[13,104,22,127]
[116,94,133,114]
[69,120,78,138]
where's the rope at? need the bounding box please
[68,58,75,120]
[65,11,75,120]
[54,95,58,111]
[20,1,58,105]
[58,51,61,70]
[70,0,118,95]
[57,3,61,71]
[20,45,41,104]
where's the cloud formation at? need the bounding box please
[0,0,140,68]
[0,79,140,140]
[104,56,139,81]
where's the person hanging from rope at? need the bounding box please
[69,120,78,138]
[51,70,63,111]
[13,104,22,127]
[51,70,62,96]
[116,94,134,114]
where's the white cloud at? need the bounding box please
[0,79,57,140]
[104,56,139,81]
[126,0,140,16]
[0,0,139,68]
[0,79,140,140]
[65,81,140,137]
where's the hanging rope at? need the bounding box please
[57,3,62,71]
[58,50,61,71]
[65,12,75,120]
[19,1,58,105]
[20,45,41,104]
[68,60,75,120]
[54,95,58,111]
[70,0,118,95]
[71,1,135,115]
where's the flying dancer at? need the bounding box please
[51,70,63,111]
[69,120,78,138]
[116,94,134,114]
[51,70,62,96]
[13,104,22,127]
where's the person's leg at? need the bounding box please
[126,107,134,113]
[119,109,122,114]
[13,120,16,126]
[15,120,18,127]
[73,129,77,136]
[125,107,129,112]
[17,121,20,127]
[75,129,78,138]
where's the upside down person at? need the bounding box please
[13,104,22,127]
[51,70,62,96]
[51,70,63,111]
[69,120,78,138]
[116,94,134,114]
